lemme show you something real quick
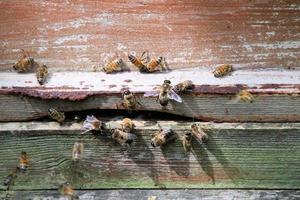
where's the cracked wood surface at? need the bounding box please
[0,68,300,122]
[0,122,300,190]
[0,1,299,71]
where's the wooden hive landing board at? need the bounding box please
[0,121,300,190]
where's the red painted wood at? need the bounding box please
[0,0,299,71]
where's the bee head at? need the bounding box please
[37,78,44,85]
[191,123,197,129]
[123,90,131,95]
[185,132,192,137]
[164,80,171,84]
[158,56,163,62]
[13,64,17,70]
[28,57,34,63]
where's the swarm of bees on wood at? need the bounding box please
[7,49,257,195]
[12,49,255,105]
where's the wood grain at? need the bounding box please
[0,122,300,190]
[1,189,300,200]
[1,69,300,122]
[0,1,299,71]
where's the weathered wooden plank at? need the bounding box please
[0,122,300,190]
[1,189,300,200]
[0,1,299,71]
[0,68,300,122]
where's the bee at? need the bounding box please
[58,182,79,200]
[103,58,124,73]
[13,49,34,73]
[182,132,192,153]
[128,51,148,72]
[117,90,142,113]
[48,108,65,123]
[110,128,137,147]
[144,80,182,107]
[150,129,177,147]
[72,142,84,161]
[121,118,135,133]
[191,124,208,143]
[146,57,165,72]
[173,80,194,93]
[36,64,48,85]
[82,115,107,134]
[18,151,29,172]
[236,90,255,103]
[3,168,18,189]
[213,64,233,78]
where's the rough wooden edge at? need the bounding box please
[1,189,300,200]
[1,68,300,101]
[1,121,300,133]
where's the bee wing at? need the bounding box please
[83,121,94,130]
[168,89,182,103]
[127,133,138,141]
[83,115,98,130]
[227,96,240,104]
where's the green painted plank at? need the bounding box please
[0,122,300,190]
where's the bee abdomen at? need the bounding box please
[128,54,137,64]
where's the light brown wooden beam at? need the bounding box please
[1,189,300,200]
[0,122,300,190]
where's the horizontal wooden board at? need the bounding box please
[0,122,300,190]
[0,69,300,122]
[1,189,300,200]
[0,1,299,71]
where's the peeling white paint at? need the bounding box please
[1,68,299,93]
[266,31,276,36]
[53,34,89,45]
[47,13,115,31]
[117,43,127,51]
[37,47,48,53]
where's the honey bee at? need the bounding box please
[150,129,177,147]
[82,115,107,134]
[121,118,135,133]
[173,80,194,93]
[58,182,79,200]
[72,142,84,161]
[103,58,124,73]
[128,51,148,72]
[191,124,208,143]
[236,90,255,103]
[146,57,165,72]
[48,108,65,123]
[36,64,48,85]
[117,90,142,113]
[13,49,34,73]
[18,151,29,172]
[144,80,182,107]
[110,128,137,147]
[213,64,233,78]
[182,132,192,153]
[3,168,18,189]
